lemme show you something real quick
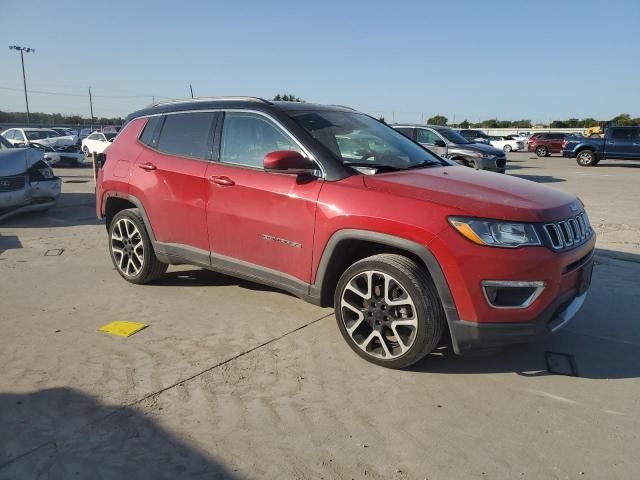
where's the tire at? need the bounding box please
[82,146,90,157]
[535,146,548,157]
[503,144,512,153]
[576,149,597,167]
[334,254,446,369]
[108,208,168,284]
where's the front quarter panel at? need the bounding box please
[311,175,461,282]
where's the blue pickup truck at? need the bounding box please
[562,126,640,166]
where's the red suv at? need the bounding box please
[96,97,595,368]
[528,132,569,157]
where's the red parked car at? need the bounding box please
[96,97,595,368]
[528,132,571,157]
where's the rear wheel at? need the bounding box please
[576,150,597,167]
[82,146,90,157]
[335,254,445,369]
[109,208,167,284]
[535,146,548,157]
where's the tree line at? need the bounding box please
[424,113,639,129]
[0,110,125,126]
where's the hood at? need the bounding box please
[0,148,46,176]
[451,142,504,156]
[363,166,580,222]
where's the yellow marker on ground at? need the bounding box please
[98,321,147,337]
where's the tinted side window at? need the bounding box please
[139,116,162,147]
[221,112,300,168]
[156,112,215,159]
[537,134,547,140]
[416,129,440,145]
[395,127,414,139]
[611,128,632,141]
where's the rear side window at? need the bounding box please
[156,112,216,159]
[139,116,163,148]
[395,127,414,139]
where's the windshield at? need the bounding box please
[289,111,445,171]
[439,129,471,144]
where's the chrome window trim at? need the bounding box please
[133,108,325,179]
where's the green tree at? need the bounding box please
[427,115,448,126]
[272,93,302,102]
[480,119,499,128]
[550,120,568,128]
[459,119,470,129]
[612,113,632,125]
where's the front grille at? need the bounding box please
[496,158,506,168]
[0,175,26,192]
[543,212,592,250]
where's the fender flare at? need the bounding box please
[102,192,157,243]
[311,229,460,332]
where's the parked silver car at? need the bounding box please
[0,136,61,221]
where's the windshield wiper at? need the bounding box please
[404,159,443,170]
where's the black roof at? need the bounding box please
[126,97,355,122]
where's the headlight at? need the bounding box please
[448,217,541,248]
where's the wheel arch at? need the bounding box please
[312,230,458,322]
[103,194,157,243]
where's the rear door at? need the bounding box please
[548,133,564,152]
[606,127,638,159]
[204,111,323,284]
[416,128,447,156]
[129,111,218,254]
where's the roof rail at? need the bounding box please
[329,104,356,111]
[152,96,273,107]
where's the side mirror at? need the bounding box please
[109,138,115,142]
[263,150,316,175]
[434,139,446,147]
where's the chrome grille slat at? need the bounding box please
[543,213,592,250]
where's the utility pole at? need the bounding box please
[190,85,194,98]
[88,87,95,128]
[9,45,34,123]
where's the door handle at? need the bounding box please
[138,162,157,171]
[208,175,235,186]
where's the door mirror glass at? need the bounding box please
[263,150,316,174]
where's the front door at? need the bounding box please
[416,128,447,156]
[205,111,323,284]
[606,127,640,159]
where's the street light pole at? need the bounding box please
[9,45,35,124]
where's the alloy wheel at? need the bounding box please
[340,270,418,359]
[111,218,144,277]
[578,151,593,166]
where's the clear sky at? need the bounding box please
[1,0,638,123]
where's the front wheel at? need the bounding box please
[82,146,90,157]
[503,144,512,153]
[576,150,597,167]
[109,208,168,284]
[335,254,446,369]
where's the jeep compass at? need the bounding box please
[96,97,595,369]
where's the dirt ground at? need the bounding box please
[1,153,639,479]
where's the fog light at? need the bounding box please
[481,280,545,309]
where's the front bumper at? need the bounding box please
[448,286,589,354]
[0,177,61,221]
[44,152,86,166]
[473,156,506,173]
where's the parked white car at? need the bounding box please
[81,131,116,156]
[488,136,524,152]
[507,134,530,146]
[1,128,77,148]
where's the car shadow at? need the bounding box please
[0,388,239,479]
[509,174,566,183]
[505,164,537,171]
[595,162,640,168]
[154,268,294,296]
[0,234,22,255]
[412,248,640,380]
[0,193,101,228]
